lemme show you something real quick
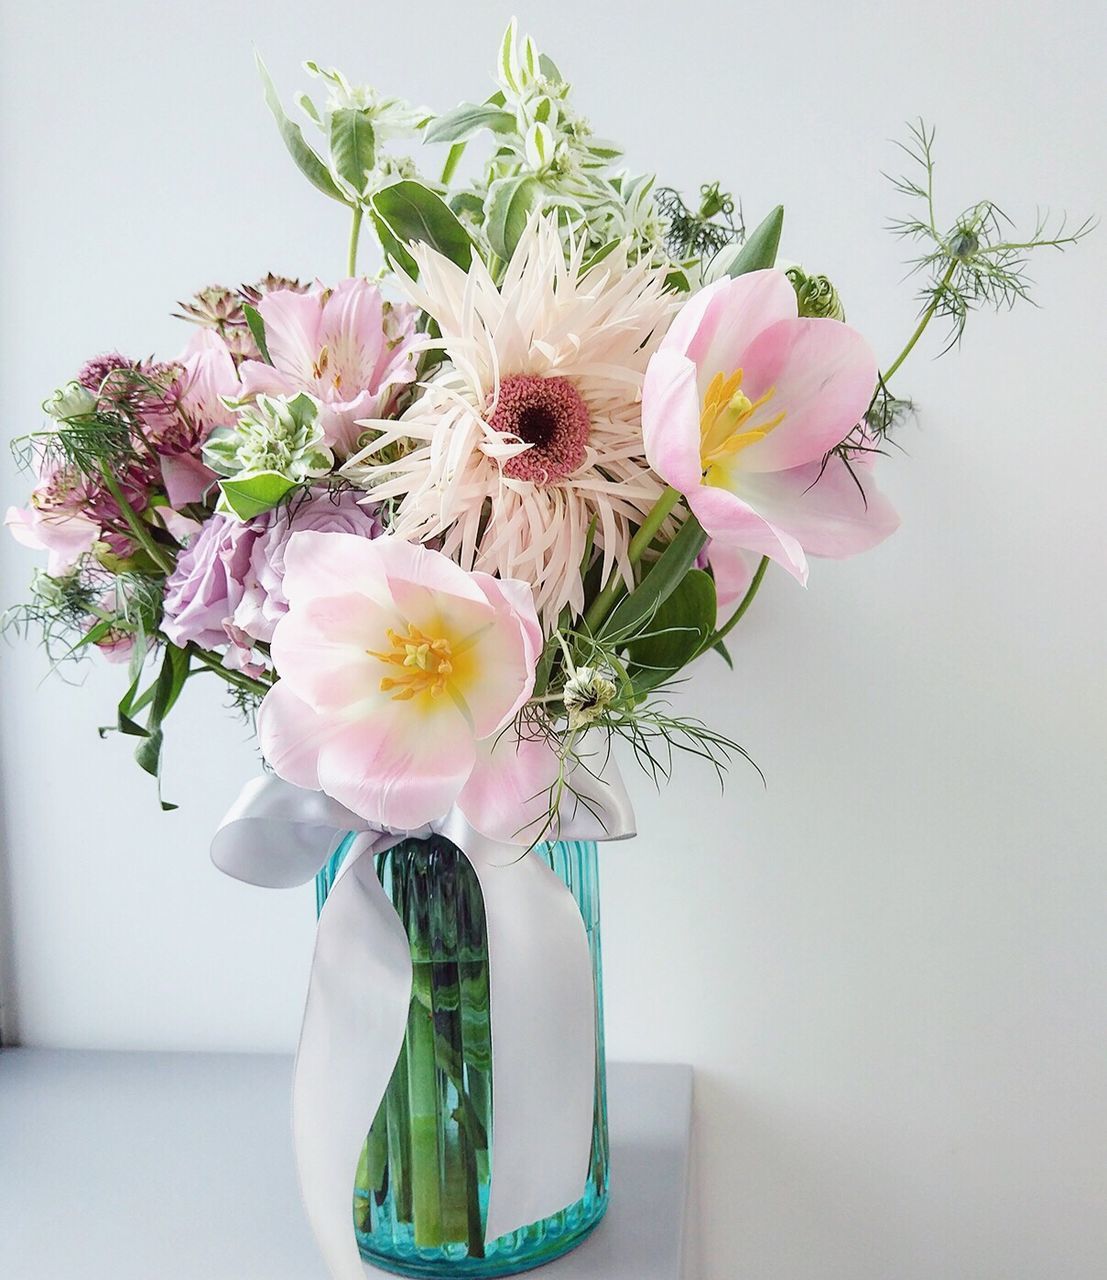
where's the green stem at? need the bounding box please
[440,141,466,186]
[699,555,769,655]
[882,261,957,384]
[347,205,364,277]
[187,642,271,697]
[407,997,444,1247]
[583,486,682,633]
[99,466,175,575]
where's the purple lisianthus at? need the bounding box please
[161,513,264,652]
[230,489,382,646]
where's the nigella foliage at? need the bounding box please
[656,182,744,262]
[886,119,1095,352]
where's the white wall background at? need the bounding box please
[2,2,1105,1277]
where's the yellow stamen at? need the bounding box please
[368,624,455,700]
[699,367,785,478]
[312,345,330,380]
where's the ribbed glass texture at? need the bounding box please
[316,834,608,1278]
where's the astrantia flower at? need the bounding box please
[344,215,678,623]
[642,269,897,584]
[257,532,542,834]
[237,279,420,455]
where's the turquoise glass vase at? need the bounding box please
[316,834,609,1278]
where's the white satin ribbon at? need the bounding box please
[212,763,635,1280]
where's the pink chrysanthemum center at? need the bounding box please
[488,374,590,484]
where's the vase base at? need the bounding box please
[358,1199,609,1279]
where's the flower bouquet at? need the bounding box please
[5,19,1089,1280]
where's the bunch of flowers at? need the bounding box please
[5,21,1090,827]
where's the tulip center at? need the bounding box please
[699,368,784,482]
[369,623,455,700]
[488,374,590,483]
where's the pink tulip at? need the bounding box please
[257,532,545,836]
[238,280,420,456]
[643,270,898,584]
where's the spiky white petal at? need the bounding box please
[344,216,678,623]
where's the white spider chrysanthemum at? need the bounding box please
[344,216,678,622]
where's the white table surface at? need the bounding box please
[0,1050,691,1279]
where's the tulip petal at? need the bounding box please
[736,454,900,558]
[316,700,477,830]
[662,271,797,396]
[280,529,396,610]
[733,318,878,473]
[708,541,759,612]
[642,349,705,494]
[689,483,808,584]
[270,592,395,713]
[457,730,562,843]
[257,681,333,790]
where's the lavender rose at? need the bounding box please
[161,513,263,652]
[230,489,382,645]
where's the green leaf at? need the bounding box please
[485,175,542,261]
[242,303,271,364]
[538,53,563,83]
[713,638,734,668]
[603,515,709,641]
[329,108,376,196]
[367,208,418,278]
[217,471,297,520]
[449,190,486,221]
[371,180,473,270]
[133,644,189,811]
[727,205,784,277]
[424,102,517,145]
[256,54,347,205]
[582,240,621,273]
[627,569,717,692]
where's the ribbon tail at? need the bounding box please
[467,844,598,1243]
[292,833,413,1280]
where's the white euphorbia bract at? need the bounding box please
[642,269,899,584]
[257,531,546,836]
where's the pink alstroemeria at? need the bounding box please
[238,280,420,455]
[643,270,898,584]
[4,501,99,575]
[160,329,240,507]
[257,532,545,836]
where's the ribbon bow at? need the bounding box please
[212,763,635,1280]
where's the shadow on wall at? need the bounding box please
[0,725,19,1045]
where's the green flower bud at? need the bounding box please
[43,381,96,421]
[785,266,846,321]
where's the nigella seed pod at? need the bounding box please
[949,227,980,262]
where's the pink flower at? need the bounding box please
[643,270,898,584]
[238,280,420,455]
[257,532,543,835]
[5,498,99,575]
[158,331,240,507]
[161,513,264,652]
[6,455,155,570]
[231,489,382,646]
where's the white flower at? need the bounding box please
[563,666,618,730]
[343,215,679,624]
